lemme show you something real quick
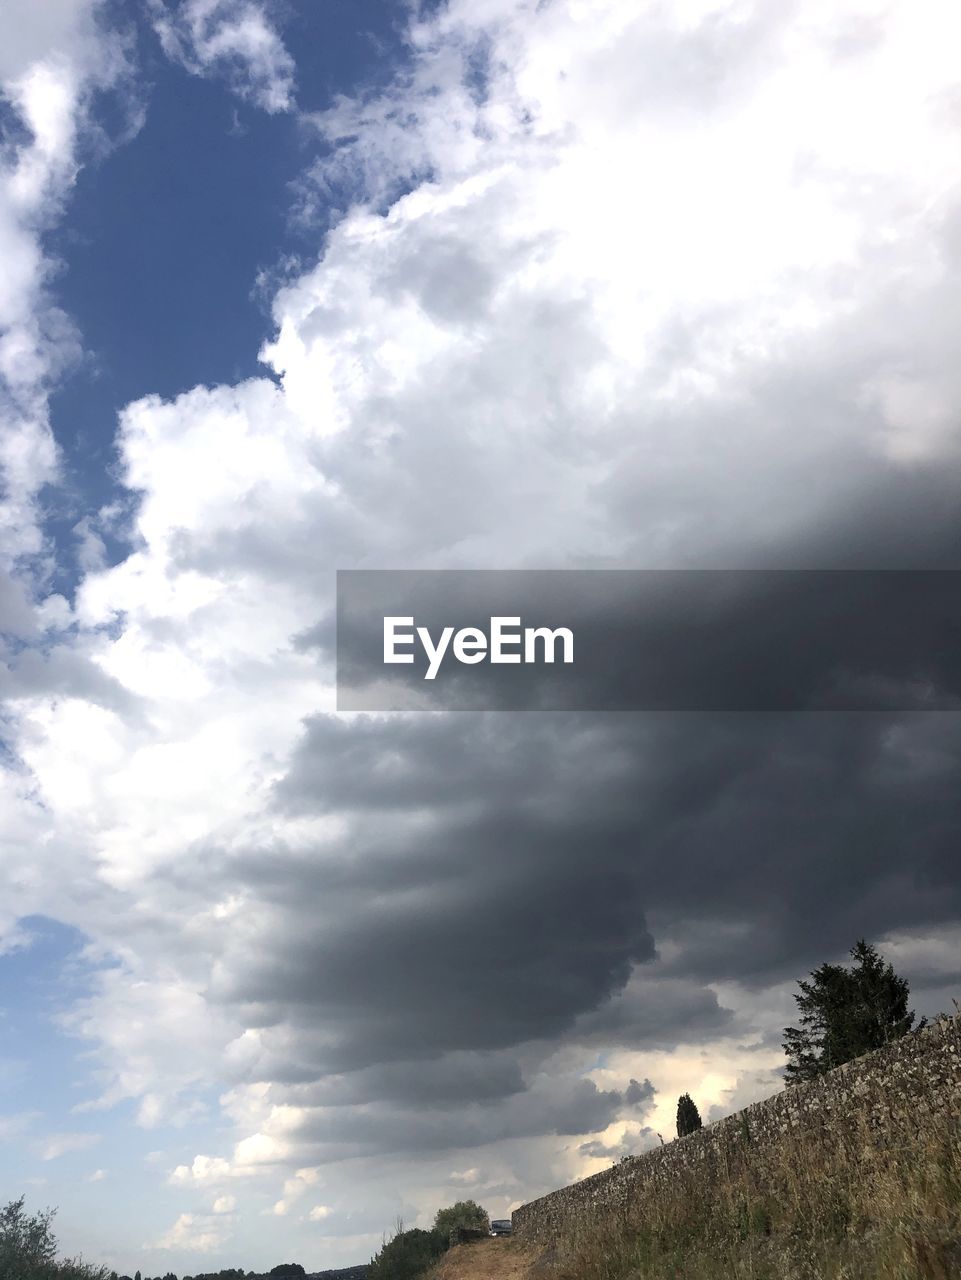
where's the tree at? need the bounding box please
[268,1269,304,1279]
[368,1227,446,1280]
[432,1201,489,1241]
[783,939,923,1084]
[676,1093,702,1137]
[0,1196,109,1279]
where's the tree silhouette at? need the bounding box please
[676,1093,702,1137]
[783,939,922,1083]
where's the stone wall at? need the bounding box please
[513,1014,961,1244]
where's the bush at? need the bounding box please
[367,1227,446,1280]
[432,1201,490,1241]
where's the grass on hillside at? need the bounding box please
[554,1110,961,1280]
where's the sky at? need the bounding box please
[1,0,960,1274]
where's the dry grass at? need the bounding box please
[427,1237,547,1280]
[552,1111,961,1280]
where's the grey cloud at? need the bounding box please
[0,570,40,639]
[572,977,734,1049]
[623,1077,655,1107]
[281,1052,528,1108]
[274,710,594,815]
[378,231,502,328]
[210,820,658,1068]
[282,1075,650,1162]
[0,643,141,714]
[578,1129,659,1162]
[132,679,950,1179]
[204,704,961,1094]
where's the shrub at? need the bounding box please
[432,1201,490,1241]
[367,1227,445,1280]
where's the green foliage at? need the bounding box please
[193,1271,247,1279]
[268,1269,305,1279]
[367,1227,445,1280]
[183,1271,248,1279]
[676,1093,703,1137]
[0,1197,109,1280]
[432,1201,490,1240]
[783,939,922,1084]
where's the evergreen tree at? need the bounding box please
[675,1093,702,1137]
[783,939,922,1084]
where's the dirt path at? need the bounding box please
[428,1238,553,1280]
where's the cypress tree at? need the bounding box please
[676,1093,702,1137]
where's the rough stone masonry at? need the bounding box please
[513,1012,961,1243]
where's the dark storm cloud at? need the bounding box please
[571,976,734,1047]
[274,708,605,815]
[766,463,961,570]
[273,706,961,980]
[280,1051,528,1107]
[623,1078,654,1107]
[211,808,657,1068]
[278,1075,654,1161]
[193,697,961,1126]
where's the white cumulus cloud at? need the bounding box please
[147,1211,230,1253]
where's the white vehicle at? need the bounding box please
[489,1219,513,1237]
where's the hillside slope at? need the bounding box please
[428,1239,548,1280]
